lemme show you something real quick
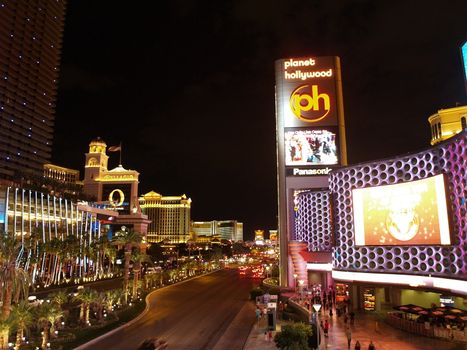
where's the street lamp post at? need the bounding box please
[298,280,304,303]
[313,303,322,350]
[293,273,298,294]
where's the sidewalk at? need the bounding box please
[243,306,467,350]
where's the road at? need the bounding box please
[77,269,257,350]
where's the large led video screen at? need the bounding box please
[353,174,451,246]
[285,128,338,166]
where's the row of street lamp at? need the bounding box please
[292,273,322,349]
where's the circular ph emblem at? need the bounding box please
[290,84,331,122]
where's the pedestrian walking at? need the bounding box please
[368,340,375,350]
[345,326,352,349]
[350,311,355,325]
[268,330,273,342]
[323,319,330,337]
[264,331,268,341]
[329,308,333,317]
[354,340,361,350]
[255,307,261,323]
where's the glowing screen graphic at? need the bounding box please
[353,174,451,246]
[285,128,338,166]
[462,42,467,83]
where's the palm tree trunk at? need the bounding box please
[14,328,23,350]
[132,270,139,300]
[123,250,131,304]
[84,304,90,325]
[41,325,49,350]
[2,278,13,319]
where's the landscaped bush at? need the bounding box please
[250,286,266,300]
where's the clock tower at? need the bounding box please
[83,137,109,200]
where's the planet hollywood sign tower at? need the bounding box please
[275,56,348,287]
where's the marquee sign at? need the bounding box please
[102,184,132,214]
[275,56,341,128]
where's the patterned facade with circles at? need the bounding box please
[327,130,466,279]
[295,190,333,252]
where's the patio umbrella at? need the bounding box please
[393,304,428,315]
[445,307,466,315]
[431,310,444,316]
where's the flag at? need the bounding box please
[108,145,121,152]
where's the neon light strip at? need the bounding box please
[332,270,467,296]
[306,263,333,271]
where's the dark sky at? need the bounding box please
[52,1,467,240]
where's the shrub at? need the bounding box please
[250,286,265,300]
[274,322,312,350]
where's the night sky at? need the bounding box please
[52,1,467,240]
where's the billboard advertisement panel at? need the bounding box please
[285,127,339,166]
[352,174,451,246]
[275,56,340,128]
[101,183,132,215]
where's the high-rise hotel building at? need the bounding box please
[0,0,67,178]
[139,191,191,244]
[191,220,243,242]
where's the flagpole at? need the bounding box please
[119,142,122,165]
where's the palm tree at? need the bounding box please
[104,244,117,275]
[131,251,151,300]
[0,318,13,350]
[92,236,112,279]
[49,290,68,309]
[35,302,59,350]
[89,292,106,323]
[73,288,97,325]
[0,232,31,349]
[11,301,33,350]
[103,290,120,316]
[62,235,80,281]
[47,304,64,338]
[112,229,142,304]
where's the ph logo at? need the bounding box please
[290,85,331,122]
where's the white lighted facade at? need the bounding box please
[0,184,116,284]
[44,163,81,185]
[139,191,191,244]
[191,220,243,242]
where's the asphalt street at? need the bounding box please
[77,269,257,350]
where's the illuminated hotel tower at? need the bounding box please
[139,191,191,244]
[0,1,67,178]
